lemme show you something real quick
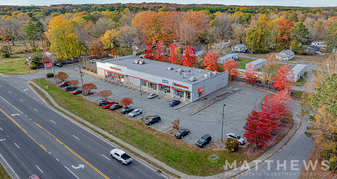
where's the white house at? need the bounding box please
[217,53,238,64]
[232,44,248,52]
[311,41,327,48]
[288,64,307,82]
[276,50,294,61]
[245,59,267,70]
[195,45,205,57]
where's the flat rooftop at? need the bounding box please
[291,64,307,75]
[99,55,222,84]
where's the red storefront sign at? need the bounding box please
[172,82,188,89]
[198,87,204,93]
[110,66,121,71]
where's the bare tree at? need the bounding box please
[0,19,21,46]
[212,13,232,41]
[118,26,138,55]
[91,17,117,38]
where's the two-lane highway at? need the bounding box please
[0,78,166,179]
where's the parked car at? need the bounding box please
[148,93,157,99]
[29,174,41,179]
[196,134,212,148]
[226,132,246,145]
[128,109,142,117]
[65,86,76,91]
[90,59,97,63]
[97,99,109,106]
[110,149,133,165]
[139,54,146,58]
[72,89,82,95]
[58,81,69,87]
[175,129,190,139]
[102,101,118,109]
[169,100,181,107]
[54,62,63,67]
[144,115,161,125]
[109,104,123,110]
[120,108,134,114]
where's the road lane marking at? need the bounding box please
[0,108,47,152]
[33,108,38,112]
[19,99,23,102]
[50,120,56,124]
[0,127,2,131]
[36,165,43,173]
[8,91,11,94]
[8,83,23,92]
[65,166,79,179]
[0,154,20,179]
[29,118,32,121]
[36,123,109,179]
[73,135,80,140]
[101,154,111,161]
[56,158,59,161]
[48,152,51,154]
[0,96,23,114]
[14,143,20,149]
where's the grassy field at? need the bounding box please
[0,164,10,179]
[237,58,254,69]
[294,78,307,87]
[32,79,258,176]
[0,59,35,75]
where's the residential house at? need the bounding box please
[217,53,238,64]
[311,41,327,48]
[245,59,267,70]
[304,45,320,55]
[276,50,294,61]
[288,64,307,82]
[195,45,205,57]
[232,44,248,52]
[212,42,231,49]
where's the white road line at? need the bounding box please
[29,119,32,121]
[0,154,20,179]
[73,135,80,140]
[0,127,2,131]
[48,152,51,154]
[50,120,56,124]
[14,143,20,149]
[19,99,23,102]
[8,83,23,92]
[101,154,111,161]
[8,91,11,94]
[33,108,38,112]
[64,166,79,179]
[36,165,43,173]
[0,96,23,114]
[56,158,59,161]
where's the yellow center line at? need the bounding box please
[0,108,47,152]
[36,123,109,179]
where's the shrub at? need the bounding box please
[86,68,89,70]
[90,69,93,72]
[171,119,181,130]
[260,49,270,53]
[82,66,86,69]
[225,138,239,152]
[94,70,97,73]
[46,73,54,78]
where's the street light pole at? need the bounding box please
[52,60,57,84]
[221,104,226,142]
[79,65,84,95]
[37,66,42,93]
[140,84,145,120]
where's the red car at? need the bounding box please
[102,101,118,109]
[72,89,82,95]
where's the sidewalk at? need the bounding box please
[29,76,302,179]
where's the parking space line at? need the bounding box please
[101,154,111,161]
[36,165,43,173]
[19,99,23,102]
[8,91,11,94]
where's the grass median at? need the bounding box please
[32,79,257,176]
[0,164,10,179]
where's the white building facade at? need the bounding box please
[217,53,239,64]
[232,44,248,52]
[245,59,267,70]
[288,64,307,82]
[276,50,294,61]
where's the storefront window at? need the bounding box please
[105,71,124,83]
[140,80,146,86]
[148,83,157,91]
[186,92,191,99]
[174,90,184,98]
[159,85,170,94]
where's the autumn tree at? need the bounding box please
[325,22,337,52]
[82,83,97,94]
[291,22,309,44]
[181,46,196,67]
[209,12,231,42]
[56,72,69,81]
[120,97,133,108]
[260,53,278,84]
[277,19,294,50]
[90,38,104,57]
[203,52,219,71]
[223,60,240,78]
[169,43,180,65]
[154,40,165,62]
[273,65,294,90]
[68,80,79,87]
[244,64,258,83]
[97,90,112,100]
[144,43,155,60]
[172,119,181,130]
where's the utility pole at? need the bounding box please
[37,66,42,93]
[6,41,12,63]
[79,65,84,95]
[221,104,226,142]
[250,42,253,60]
[140,84,145,120]
[52,60,57,84]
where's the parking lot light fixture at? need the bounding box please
[221,104,226,142]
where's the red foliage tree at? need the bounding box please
[244,63,258,83]
[120,97,133,108]
[97,90,112,100]
[82,83,97,94]
[181,46,196,67]
[154,40,165,62]
[169,43,181,65]
[203,52,219,71]
[223,60,240,78]
[68,80,79,87]
[273,65,294,90]
[90,39,104,57]
[244,110,272,147]
[144,43,155,60]
[56,72,69,81]
[277,19,294,50]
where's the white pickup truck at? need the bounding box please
[110,149,133,165]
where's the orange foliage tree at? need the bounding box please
[179,11,209,45]
[68,80,79,87]
[154,40,165,62]
[90,38,104,57]
[223,60,240,78]
[169,43,180,65]
[273,65,294,90]
[203,52,219,71]
[120,97,133,108]
[56,72,69,81]
[97,90,112,100]
[82,83,97,94]
[181,46,196,67]
[244,64,258,83]
[277,19,294,50]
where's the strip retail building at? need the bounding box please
[96,56,228,102]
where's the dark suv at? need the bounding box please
[175,129,190,139]
[144,115,161,125]
[196,134,212,148]
[65,86,76,91]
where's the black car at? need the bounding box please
[58,81,69,87]
[97,99,109,106]
[196,134,212,148]
[144,115,161,125]
[175,129,190,139]
[120,108,134,114]
[109,104,123,110]
[54,62,63,67]
[65,86,76,91]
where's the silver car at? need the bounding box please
[148,93,157,99]
[128,109,142,117]
[226,132,246,145]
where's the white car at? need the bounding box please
[128,109,142,117]
[226,132,246,145]
[110,149,133,165]
[139,54,146,58]
[148,93,157,99]
[90,59,97,63]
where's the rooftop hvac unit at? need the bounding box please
[187,69,192,74]
[168,67,173,70]
[207,72,212,77]
[177,68,184,73]
[189,76,196,82]
[183,72,187,78]
[135,60,139,64]
[213,71,218,75]
[198,69,202,73]
[204,73,208,79]
[139,60,145,65]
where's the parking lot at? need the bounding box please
[47,63,271,147]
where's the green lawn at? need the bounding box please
[292,90,304,100]
[295,78,307,87]
[31,79,258,176]
[0,164,10,179]
[0,60,35,75]
[238,58,254,69]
